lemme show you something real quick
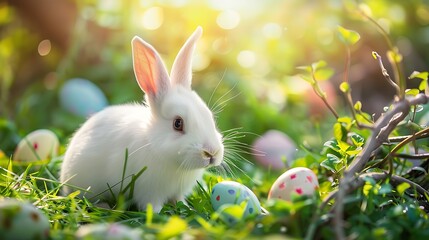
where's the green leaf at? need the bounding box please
[409,71,428,80]
[314,67,334,81]
[158,216,188,239]
[354,101,362,111]
[379,183,393,195]
[321,153,342,172]
[337,26,360,46]
[146,203,153,226]
[387,49,403,63]
[350,133,364,147]
[296,65,312,73]
[405,88,420,96]
[333,123,343,141]
[337,140,350,153]
[311,60,327,71]
[418,79,427,91]
[363,182,373,196]
[324,140,340,151]
[409,71,428,91]
[396,182,410,196]
[339,82,350,93]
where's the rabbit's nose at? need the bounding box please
[202,150,215,164]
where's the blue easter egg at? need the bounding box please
[211,181,261,217]
[60,78,108,117]
[0,199,50,239]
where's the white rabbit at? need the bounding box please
[60,27,224,212]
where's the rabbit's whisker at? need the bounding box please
[210,81,240,116]
[208,68,227,108]
[128,143,152,157]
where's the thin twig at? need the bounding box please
[388,132,429,142]
[372,51,400,96]
[359,9,405,98]
[393,153,429,160]
[310,69,340,119]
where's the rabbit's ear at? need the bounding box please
[170,27,202,89]
[132,36,170,101]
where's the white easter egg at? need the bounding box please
[60,78,108,117]
[0,198,50,240]
[211,181,261,217]
[13,129,59,162]
[76,223,142,240]
[252,130,297,170]
[268,167,319,201]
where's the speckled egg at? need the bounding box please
[75,223,142,240]
[13,129,59,162]
[60,78,108,117]
[0,198,50,240]
[268,167,319,201]
[211,181,261,217]
[252,130,297,170]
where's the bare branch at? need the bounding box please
[332,93,428,240]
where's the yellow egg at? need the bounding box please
[13,129,59,162]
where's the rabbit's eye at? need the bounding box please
[173,117,184,132]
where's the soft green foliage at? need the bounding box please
[337,26,361,46]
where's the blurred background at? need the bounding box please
[1,0,429,156]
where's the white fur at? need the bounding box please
[60,27,224,212]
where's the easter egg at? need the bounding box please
[60,78,108,117]
[211,181,261,217]
[13,129,59,162]
[268,167,319,201]
[0,198,50,240]
[75,223,142,240]
[252,130,297,170]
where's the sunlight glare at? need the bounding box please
[237,50,256,68]
[262,23,283,39]
[217,10,240,30]
[192,52,210,71]
[141,7,163,30]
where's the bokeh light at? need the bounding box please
[141,7,163,30]
[237,50,256,68]
[37,39,51,56]
[216,10,240,30]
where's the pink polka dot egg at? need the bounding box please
[13,129,59,162]
[268,167,319,201]
[211,181,261,216]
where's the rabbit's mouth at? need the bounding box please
[202,149,223,167]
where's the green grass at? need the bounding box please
[1,128,429,240]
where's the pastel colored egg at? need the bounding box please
[76,223,142,240]
[60,78,108,117]
[13,129,59,162]
[268,167,319,201]
[252,130,297,170]
[0,198,50,240]
[211,181,261,217]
